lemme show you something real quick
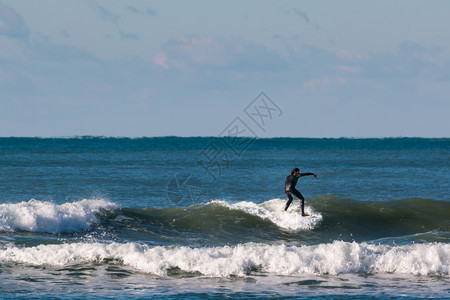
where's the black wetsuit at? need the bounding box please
[284,173,314,213]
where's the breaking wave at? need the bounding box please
[0,241,448,277]
[0,199,118,233]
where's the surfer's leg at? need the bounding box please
[292,190,306,215]
[284,193,293,211]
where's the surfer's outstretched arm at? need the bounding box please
[300,173,318,178]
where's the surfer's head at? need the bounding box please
[291,168,300,175]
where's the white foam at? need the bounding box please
[0,199,118,233]
[0,241,448,277]
[210,198,322,230]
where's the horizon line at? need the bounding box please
[0,135,448,139]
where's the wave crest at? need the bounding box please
[0,199,118,233]
[210,199,322,230]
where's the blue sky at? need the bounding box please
[0,0,449,137]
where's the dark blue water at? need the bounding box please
[0,137,449,299]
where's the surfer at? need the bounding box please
[284,168,317,215]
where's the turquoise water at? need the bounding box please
[0,137,449,299]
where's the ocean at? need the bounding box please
[0,137,449,299]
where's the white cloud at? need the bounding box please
[24,41,95,62]
[362,42,449,80]
[157,35,287,72]
[302,77,348,91]
[163,35,231,67]
[337,49,370,60]
[334,65,362,74]
[303,78,330,91]
[153,52,169,69]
